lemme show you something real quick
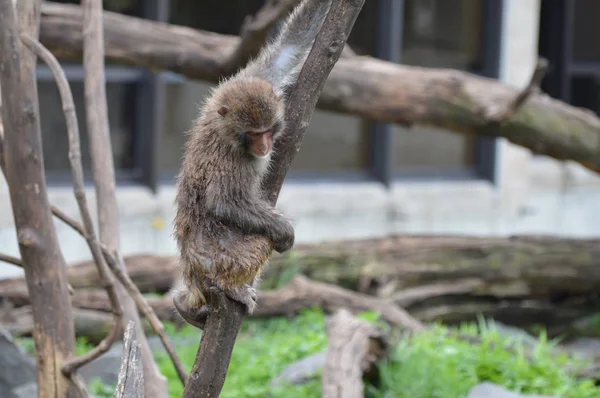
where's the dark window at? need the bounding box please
[539,0,600,116]
[40,0,503,188]
[40,81,137,174]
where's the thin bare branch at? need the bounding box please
[221,0,301,75]
[51,206,188,386]
[19,32,124,376]
[80,0,166,393]
[102,247,189,385]
[0,253,23,267]
[486,58,549,122]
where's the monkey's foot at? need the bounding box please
[172,291,211,330]
[218,284,258,315]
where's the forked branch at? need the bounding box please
[485,58,549,123]
[180,1,366,397]
[18,33,125,377]
[50,205,189,385]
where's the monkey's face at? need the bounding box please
[214,78,285,159]
[242,128,276,158]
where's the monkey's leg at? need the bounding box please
[172,290,211,330]
[172,273,213,329]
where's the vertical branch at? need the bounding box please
[80,1,167,395]
[181,1,365,397]
[18,34,125,377]
[0,1,77,397]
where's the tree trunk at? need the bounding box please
[322,309,386,398]
[38,1,600,174]
[0,2,76,396]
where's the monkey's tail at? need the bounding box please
[241,0,333,94]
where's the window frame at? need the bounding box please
[40,0,503,191]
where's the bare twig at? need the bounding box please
[102,247,189,385]
[51,206,189,385]
[221,0,300,75]
[486,58,549,122]
[0,253,23,267]
[256,275,424,331]
[81,0,166,394]
[182,1,365,396]
[18,33,125,376]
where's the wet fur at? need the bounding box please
[173,0,332,326]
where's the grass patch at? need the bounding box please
[16,309,600,398]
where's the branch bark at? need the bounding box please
[322,309,387,398]
[80,1,167,395]
[38,1,600,174]
[0,1,77,396]
[181,0,365,396]
[18,33,126,378]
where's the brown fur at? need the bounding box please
[173,77,292,321]
[172,0,331,328]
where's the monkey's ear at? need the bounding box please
[217,105,229,117]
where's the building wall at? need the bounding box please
[1,0,599,280]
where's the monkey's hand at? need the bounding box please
[271,216,295,253]
[214,284,258,315]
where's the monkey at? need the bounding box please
[172,0,332,329]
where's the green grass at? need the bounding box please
[16,309,600,398]
[367,319,599,398]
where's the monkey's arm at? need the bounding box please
[209,196,294,253]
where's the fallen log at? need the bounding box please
[0,305,155,344]
[38,2,600,173]
[3,235,599,332]
[0,254,178,305]
[322,309,387,398]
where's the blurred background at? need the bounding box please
[0,0,598,277]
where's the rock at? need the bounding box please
[491,321,539,347]
[10,382,37,398]
[466,382,557,398]
[78,342,123,388]
[561,337,600,359]
[271,351,326,386]
[0,328,36,397]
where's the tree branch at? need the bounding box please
[50,204,189,386]
[0,253,23,268]
[80,1,167,395]
[486,58,549,123]
[18,33,125,377]
[181,0,365,396]
[0,1,77,396]
[39,1,600,174]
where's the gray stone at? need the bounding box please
[466,382,556,398]
[271,351,326,386]
[0,328,36,397]
[10,382,37,398]
[561,337,600,359]
[492,322,539,347]
[78,342,123,387]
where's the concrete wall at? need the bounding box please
[1,0,599,279]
